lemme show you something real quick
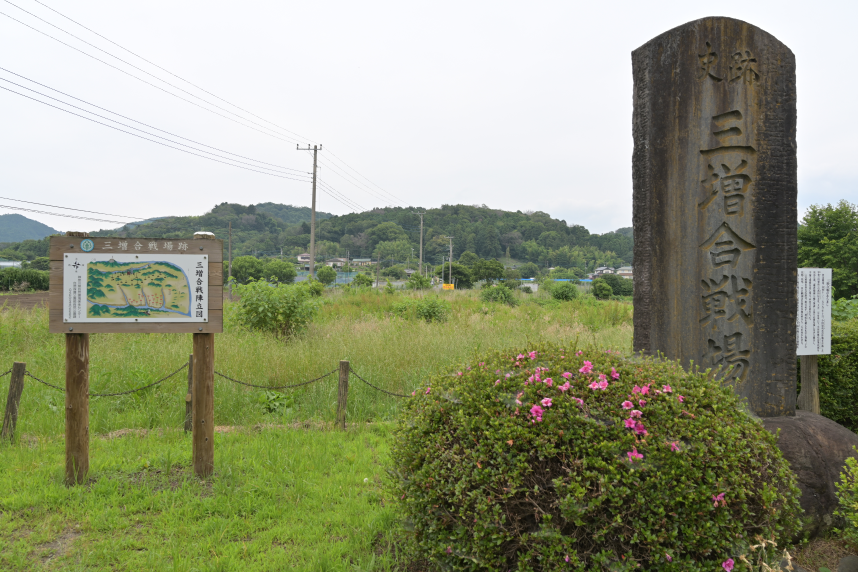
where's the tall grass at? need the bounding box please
[0,291,632,437]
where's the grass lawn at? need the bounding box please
[0,424,399,572]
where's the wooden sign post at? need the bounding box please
[50,232,223,483]
[796,268,832,414]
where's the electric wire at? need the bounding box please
[0,75,313,178]
[0,196,139,219]
[0,84,315,183]
[317,179,365,212]
[0,204,128,224]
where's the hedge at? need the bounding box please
[800,319,858,431]
[0,267,50,291]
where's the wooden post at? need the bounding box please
[184,354,193,433]
[65,333,89,485]
[797,355,820,414]
[192,333,214,477]
[336,360,349,430]
[1,362,26,441]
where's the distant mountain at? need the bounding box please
[0,213,58,242]
[613,227,633,238]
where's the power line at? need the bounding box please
[0,196,140,219]
[0,83,315,182]
[0,204,127,224]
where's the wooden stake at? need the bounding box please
[1,362,26,441]
[65,333,89,485]
[336,360,349,430]
[192,333,214,477]
[797,354,820,414]
[184,354,193,433]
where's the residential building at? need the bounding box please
[326,257,348,268]
[351,258,373,267]
[616,266,633,279]
[297,253,311,263]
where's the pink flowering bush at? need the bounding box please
[388,342,801,571]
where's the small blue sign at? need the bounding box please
[80,239,94,252]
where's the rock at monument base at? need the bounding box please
[763,410,858,538]
[838,555,858,572]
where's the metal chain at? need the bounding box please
[349,367,410,398]
[24,363,188,397]
[24,371,65,392]
[89,362,188,397]
[214,368,337,390]
[0,368,11,378]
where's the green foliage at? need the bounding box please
[415,297,450,323]
[233,279,317,337]
[836,453,858,548]
[374,239,411,264]
[798,200,858,299]
[305,279,325,297]
[384,278,397,294]
[232,255,265,284]
[315,265,337,285]
[592,278,613,299]
[518,261,541,279]
[263,258,297,284]
[0,213,57,242]
[501,268,521,290]
[550,281,579,302]
[601,273,634,296]
[29,256,50,271]
[804,320,858,431]
[0,267,49,291]
[351,273,374,288]
[407,273,431,290]
[472,258,505,284]
[382,265,407,280]
[436,262,474,289]
[480,284,518,306]
[257,390,295,415]
[389,343,801,571]
[458,251,479,267]
[832,296,858,321]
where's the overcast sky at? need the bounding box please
[1,0,856,235]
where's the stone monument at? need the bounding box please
[632,17,797,417]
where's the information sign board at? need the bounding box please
[796,268,831,356]
[49,236,223,333]
[442,283,455,290]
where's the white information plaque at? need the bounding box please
[62,252,209,323]
[796,268,831,355]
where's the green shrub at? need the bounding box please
[232,255,264,284]
[315,265,337,285]
[384,278,397,294]
[414,297,450,323]
[836,452,858,547]
[601,273,634,296]
[407,273,431,290]
[351,273,374,288]
[0,267,49,291]
[232,279,317,338]
[263,259,297,284]
[550,281,579,301]
[803,320,858,431]
[592,278,613,299]
[832,296,858,321]
[304,279,325,297]
[389,343,801,571]
[480,284,518,306]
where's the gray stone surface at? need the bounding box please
[632,17,798,417]
[838,555,858,572]
[762,411,858,538]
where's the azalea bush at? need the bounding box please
[389,343,801,571]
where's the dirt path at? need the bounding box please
[0,292,48,311]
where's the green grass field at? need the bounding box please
[0,289,633,571]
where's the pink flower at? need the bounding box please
[528,351,537,360]
[530,404,543,421]
[611,367,620,380]
[572,397,584,405]
[515,392,524,405]
[446,546,453,554]
[640,384,650,395]
[662,384,672,393]
[544,378,553,387]
[634,421,648,436]
[575,350,583,356]
[627,448,643,462]
[632,385,642,394]
[630,409,643,418]
[665,554,672,562]
[677,395,685,403]
[558,381,571,392]
[639,399,647,407]
[467,367,471,371]
[668,441,680,452]
[713,493,726,507]
[505,373,511,378]
[598,380,609,390]
[425,387,431,395]
[564,555,570,563]
[588,381,600,390]
[541,398,553,407]
[622,400,633,409]
[598,373,608,382]
[411,391,416,396]
[561,372,573,379]
[579,361,593,374]
[722,558,734,571]
[624,418,636,429]
[494,380,500,385]
[516,354,525,360]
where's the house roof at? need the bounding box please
[351,258,372,262]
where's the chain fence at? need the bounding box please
[349,367,410,398]
[89,363,188,397]
[214,369,337,390]
[0,368,11,379]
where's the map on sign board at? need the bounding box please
[63,253,208,323]
[796,268,831,356]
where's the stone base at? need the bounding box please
[762,410,858,538]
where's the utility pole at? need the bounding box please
[415,212,425,275]
[445,236,454,286]
[297,144,322,278]
[228,222,232,300]
[375,253,381,288]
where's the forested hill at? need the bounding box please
[0,202,632,269]
[0,213,58,243]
